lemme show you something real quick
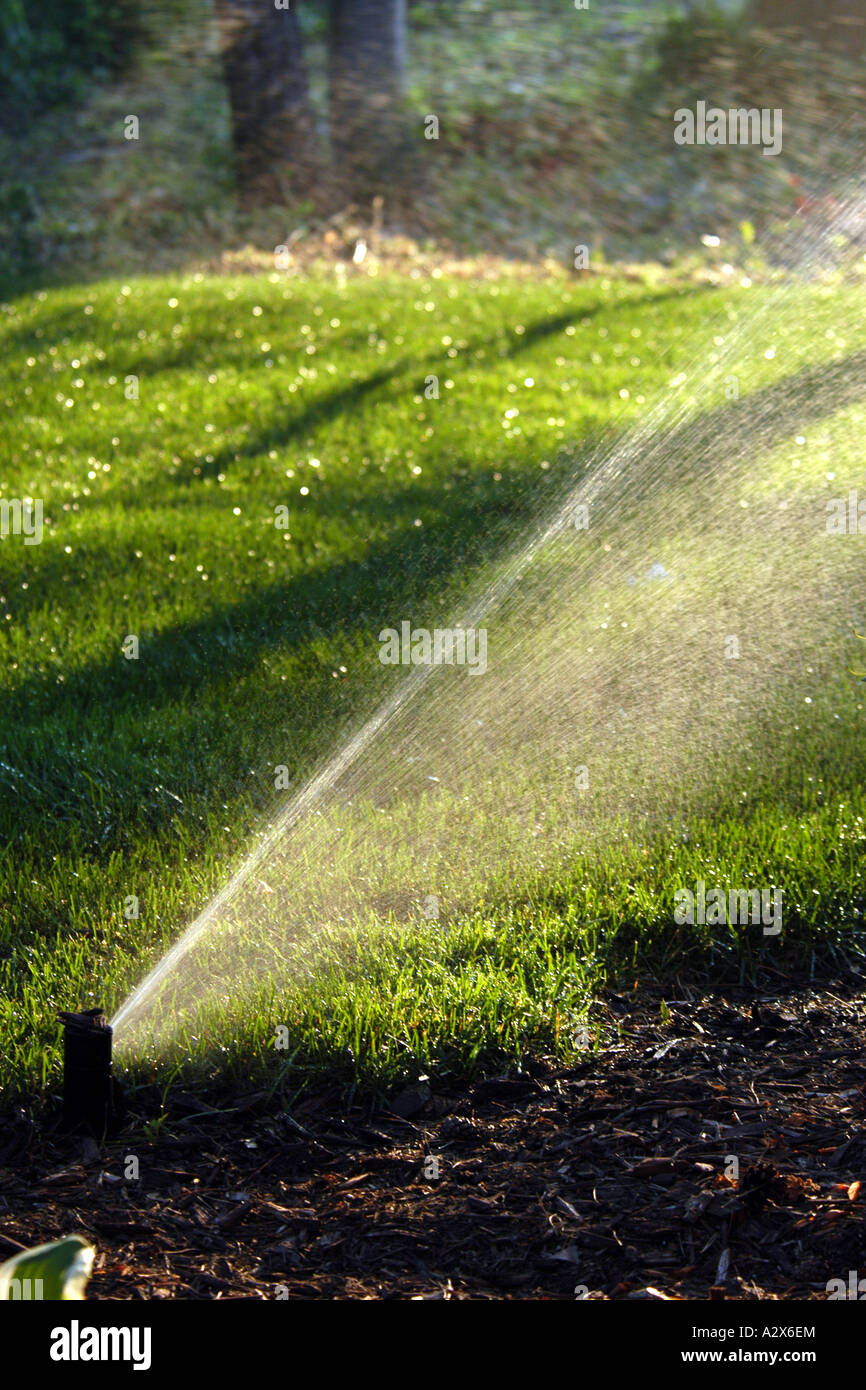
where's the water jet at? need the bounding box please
[109,194,866,1061]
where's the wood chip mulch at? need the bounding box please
[1,973,864,1300]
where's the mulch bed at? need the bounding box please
[2,972,864,1300]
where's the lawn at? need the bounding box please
[1,265,865,1111]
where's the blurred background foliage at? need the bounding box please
[0,0,145,128]
[0,0,864,285]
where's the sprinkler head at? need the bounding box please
[58,1008,114,1136]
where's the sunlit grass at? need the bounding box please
[1,268,865,1110]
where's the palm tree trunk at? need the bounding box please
[216,0,319,201]
[328,0,409,202]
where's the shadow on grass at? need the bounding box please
[0,461,555,851]
[2,341,864,861]
[0,283,707,477]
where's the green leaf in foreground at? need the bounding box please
[0,1235,95,1300]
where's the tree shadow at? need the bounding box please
[3,337,863,864]
[0,459,540,853]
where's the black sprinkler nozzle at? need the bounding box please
[59,1008,114,1136]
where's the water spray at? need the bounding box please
[58,1009,114,1136]
[110,188,866,1054]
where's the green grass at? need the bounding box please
[2,266,866,1113]
[107,789,866,1103]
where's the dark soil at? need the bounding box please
[2,972,865,1300]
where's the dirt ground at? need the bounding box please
[2,971,865,1301]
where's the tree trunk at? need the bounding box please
[216,0,319,202]
[751,0,866,54]
[328,0,410,203]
